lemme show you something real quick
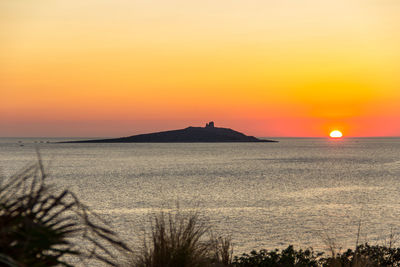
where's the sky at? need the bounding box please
[1,0,400,137]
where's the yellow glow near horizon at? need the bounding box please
[330,130,343,138]
[1,0,400,137]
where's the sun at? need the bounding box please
[329,130,343,138]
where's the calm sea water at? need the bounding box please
[1,137,400,254]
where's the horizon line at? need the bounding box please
[1,136,400,139]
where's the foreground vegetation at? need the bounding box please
[0,160,130,266]
[1,161,400,266]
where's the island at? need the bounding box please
[63,122,277,143]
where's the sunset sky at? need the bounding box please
[1,0,400,137]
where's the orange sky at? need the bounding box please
[1,0,400,137]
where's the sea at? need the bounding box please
[1,137,400,255]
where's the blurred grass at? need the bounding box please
[132,211,221,267]
[0,158,130,266]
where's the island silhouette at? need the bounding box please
[64,122,277,143]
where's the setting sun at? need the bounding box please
[330,130,343,138]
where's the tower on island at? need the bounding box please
[205,121,214,128]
